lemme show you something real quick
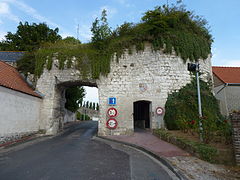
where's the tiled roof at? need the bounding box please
[212,66,240,84]
[0,61,41,98]
[0,51,25,62]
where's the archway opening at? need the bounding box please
[133,100,151,130]
[57,81,99,132]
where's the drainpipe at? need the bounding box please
[224,83,229,116]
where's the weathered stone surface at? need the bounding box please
[230,113,240,165]
[36,44,213,136]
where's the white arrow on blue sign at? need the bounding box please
[108,97,116,105]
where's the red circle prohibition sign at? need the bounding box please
[106,118,118,129]
[107,107,118,117]
[156,107,164,115]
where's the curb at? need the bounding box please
[0,134,46,149]
[0,121,82,149]
[97,135,188,180]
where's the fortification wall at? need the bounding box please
[36,44,212,136]
[97,44,212,135]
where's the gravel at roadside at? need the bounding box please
[167,156,240,180]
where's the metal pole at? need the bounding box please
[196,64,203,142]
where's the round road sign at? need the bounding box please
[106,118,118,129]
[107,107,118,117]
[156,107,164,115]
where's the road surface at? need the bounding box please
[0,121,177,180]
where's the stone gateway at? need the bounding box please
[36,44,212,136]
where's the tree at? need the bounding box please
[17,36,80,75]
[62,36,81,45]
[0,22,61,51]
[65,86,85,112]
[89,102,93,109]
[96,103,99,111]
[91,9,111,48]
[1,22,62,75]
[86,101,89,108]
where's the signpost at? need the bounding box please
[107,97,118,132]
[108,97,116,106]
[187,63,203,142]
[106,118,118,129]
[107,107,118,117]
[156,107,164,115]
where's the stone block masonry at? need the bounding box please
[231,113,240,166]
[36,44,213,136]
[97,44,213,136]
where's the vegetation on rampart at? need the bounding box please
[20,4,213,78]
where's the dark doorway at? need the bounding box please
[133,101,151,129]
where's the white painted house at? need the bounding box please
[0,61,42,144]
[212,66,240,116]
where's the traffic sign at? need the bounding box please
[106,118,118,129]
[108,97,116,105]
[156,107,164,115]
[107,107,118,117]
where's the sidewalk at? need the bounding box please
[100,129,240,180]
[106,129,189,157]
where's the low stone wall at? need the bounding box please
[230,113,240,166]
[78,107,99,119]
[63,109,76,123]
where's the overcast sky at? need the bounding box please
[1,0,239,102]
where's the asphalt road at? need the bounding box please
[0,121,176,180]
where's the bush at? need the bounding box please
[76,111,91,121]
[76,112,81,120]
[154,129,218,163]
[164,78,223,143]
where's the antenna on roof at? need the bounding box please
[77,24,79,40]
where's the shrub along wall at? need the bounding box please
[164,78,232,144]
[153,129,235,165]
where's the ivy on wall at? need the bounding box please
[25,4,213,79]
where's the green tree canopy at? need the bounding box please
[19,4,213,79]
[62,36,81,45]
[65,86,85,112]
[91,9,111,49]
[0,22,61,51]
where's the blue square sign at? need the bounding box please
[108,97,116,105]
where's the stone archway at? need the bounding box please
[36,58,97,135]
[36,44,213,136]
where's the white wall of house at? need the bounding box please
[0,86,42,143]
[225,86,240,113]
[214,85,240,116]
[214,85,228,116]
